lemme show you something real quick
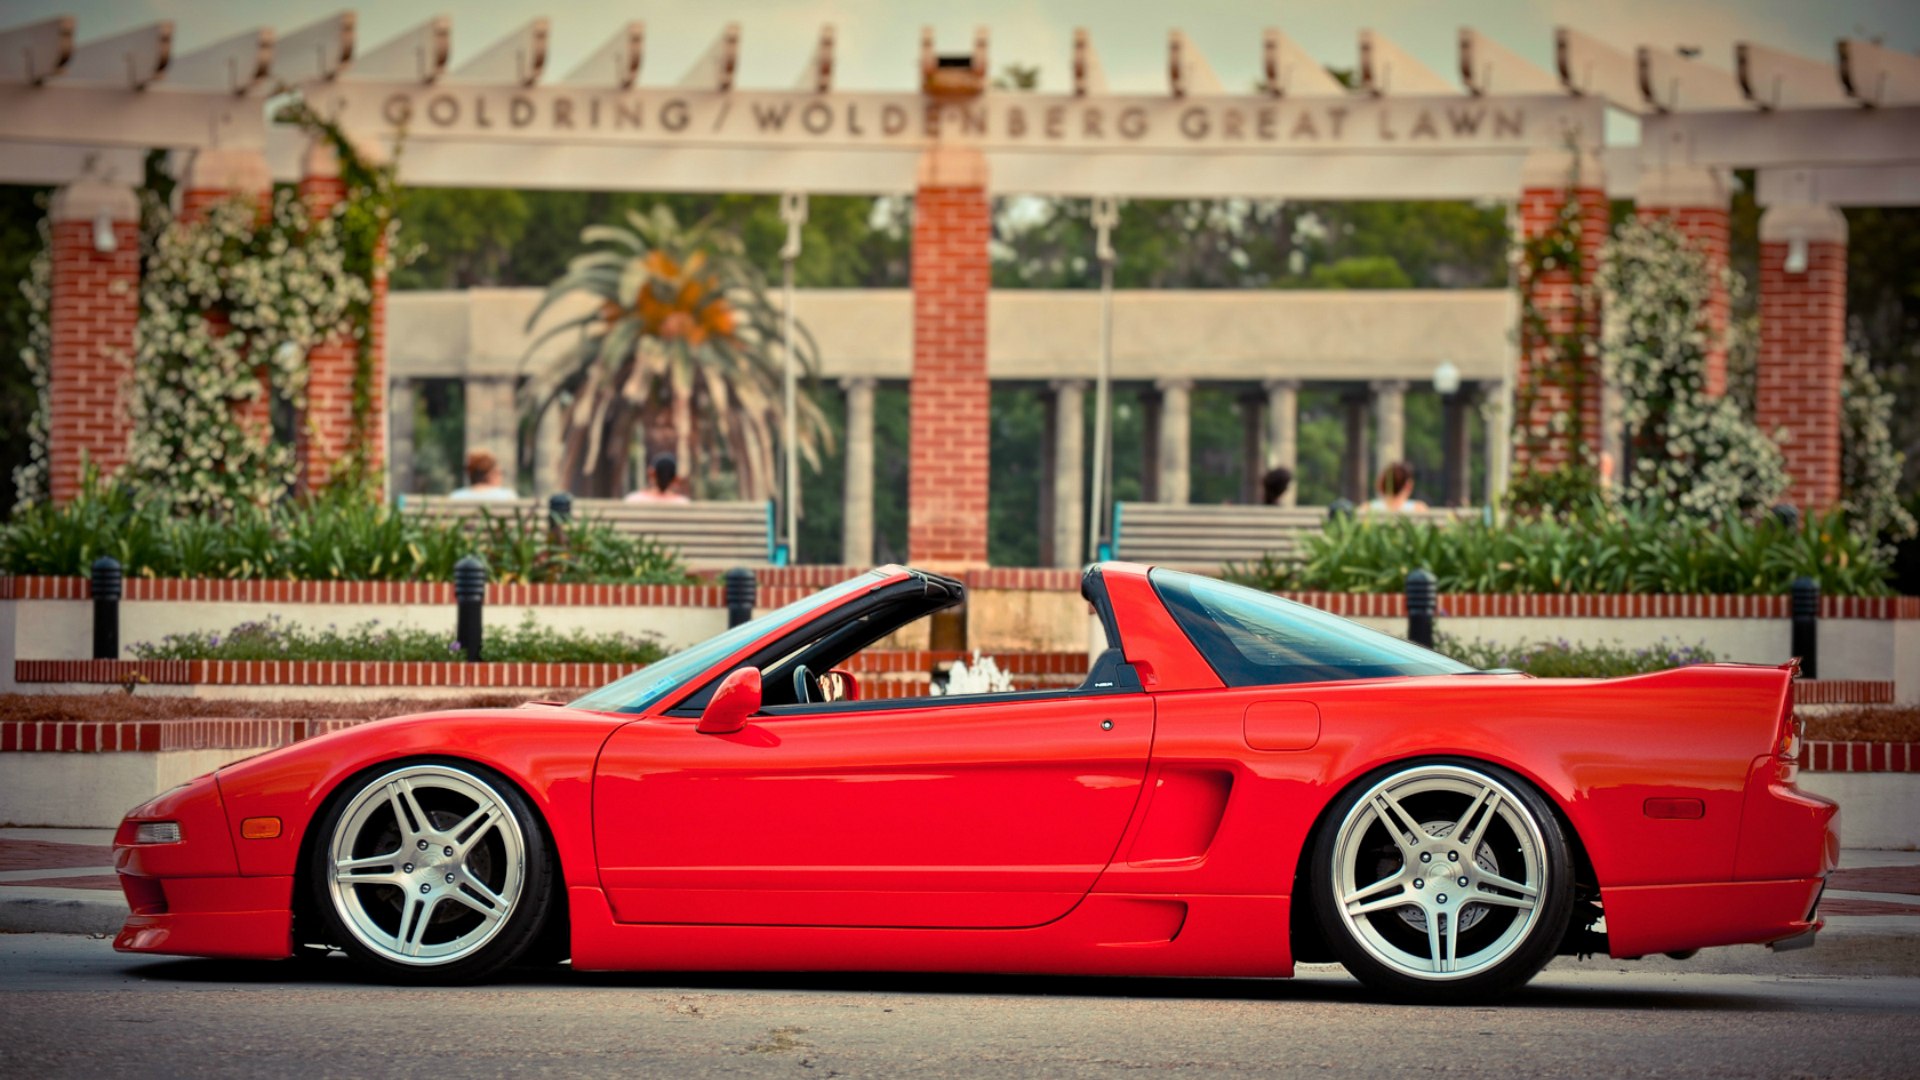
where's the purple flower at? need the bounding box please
[446,641,461,654]
[209,635,221,647]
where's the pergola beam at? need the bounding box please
[1839,38,1920,107]
[796,25,833,93]
[1459,28,1559,96]
[1168,30,1224,97]
[1758,163,1920,208]
[562,22,642,89]
[679,23,739,91]
[0,16,74,84]
[450,18,547,87]
[1261,30,1345,97]
[1637,46,1748,112]
[167,26,274,96]
[1737,41,1851,110]
[1556,27,1643,113]
[0,82,267,148]
[63,21,172,90]
[1360,29,1455,96]
[348,15,449,85]
[271,11,354,85]
[1072,28,1107,97]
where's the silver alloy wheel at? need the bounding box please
[325,764,526,967]
[1330,764,1548,982]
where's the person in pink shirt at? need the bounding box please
[626,453,690,504]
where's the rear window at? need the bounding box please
[1149,569,1472,687]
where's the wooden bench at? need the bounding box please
[1109,502,1481,572]
[398,495,781,569]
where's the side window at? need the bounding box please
[1150,568,1471,687]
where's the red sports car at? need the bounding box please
[113,563,1838,1000]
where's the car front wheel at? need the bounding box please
[1309,759,1573,1002]
[310,760,555,984]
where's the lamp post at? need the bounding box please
[779,191,807,565]
[1085,196,1119,564]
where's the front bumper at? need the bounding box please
[113,875,295,960]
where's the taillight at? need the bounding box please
[1779,712,1804,761]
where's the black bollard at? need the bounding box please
[1328,498,1356,523]
[1791,576,1819,680]
[724,568,757,629]
[548,492,574,529]
[90,556,122,660]
[1405,568,1437,648]
[1771,503,1801,530]
[454,555,488,663]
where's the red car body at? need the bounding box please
[114,562,1838,986]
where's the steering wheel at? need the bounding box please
[792,664,816,705]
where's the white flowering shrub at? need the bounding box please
[1600,218,1787,519]
[1839,343,1917,560]
[12,236,50,509]
[127,191,367,514]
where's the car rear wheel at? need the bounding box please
[311,760,555,984]
[1309,760,1572,1002]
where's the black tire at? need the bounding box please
[1308,758,1573,1003]
[307,758,557,985]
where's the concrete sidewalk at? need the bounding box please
[4,828,1917,977]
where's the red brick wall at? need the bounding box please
[47,218,140,503]
[908,185,991,566]
[1757,239,1846,510]
[1514,185,1608,472]
[296,174,386,491]
[1637,204,1730,397]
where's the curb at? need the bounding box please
[0,887,125,936]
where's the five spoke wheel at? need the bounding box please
[312,761,554,982]
[1311,760,1572,1001]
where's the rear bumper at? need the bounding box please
[1602,876,1825,959]
[112,874,294,960]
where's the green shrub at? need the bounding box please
[1224,501,1892,597]
[0,474,693,585]
[1434,632,1717,678]
[130,612,668,665]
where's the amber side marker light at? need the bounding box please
[241,817,282,839]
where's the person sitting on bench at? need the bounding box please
[626,453,690,504]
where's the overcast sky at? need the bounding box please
[12,0,1919,97]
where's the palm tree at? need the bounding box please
[520,207,830,498]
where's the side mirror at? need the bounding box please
[697,667,761,735]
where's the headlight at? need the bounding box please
[133,822,183,844]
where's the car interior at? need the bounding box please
[666,567,1144,717]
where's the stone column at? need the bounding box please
[908,148,991,568]
[1515,148,1608,473]
[1137,387,1161,504]
[534,397,566,496]
[1484,384,1512,507]
[46,167,141,504]
[841,376,876,567]
[1758,203,1848,510]
[1371,379,1407,472]
[388,378,417,496]
[1341,393,1370,505]
[1050,380,1087,566]
[1637,165,1731,396]
[1237,394,1264,504]
[1264,379,1299,507]
[462,376,519,490]
[297,138,387,492]
[1442,386,1474,507]
[1155,378,1192,505]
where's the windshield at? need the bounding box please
[570,570,888,714]
[1150,568,1473,686]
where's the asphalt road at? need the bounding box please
[2,934,1916,1079]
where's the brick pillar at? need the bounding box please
[1757,204,1847,511]
[297,139,387,491]
[1637,165,1730,396]
[907,148,990,568]
[46,171,141,504]
[1514,150,1608,473]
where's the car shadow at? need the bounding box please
[122,954,1789,1011]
